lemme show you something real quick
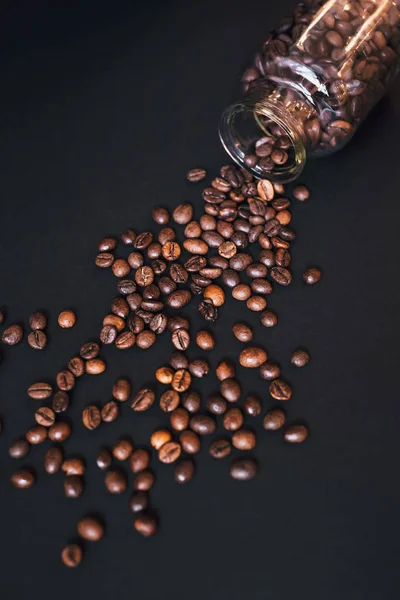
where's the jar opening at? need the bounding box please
[219,99,306,183]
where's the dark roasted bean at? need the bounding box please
[82,406,101,430]
[131,388,155,412]
[263,408,286,431]
[230,458,257,481]
[269,379,292,401]
[68,357,85,377]
[291,349,310,367]
[284,424,309,443]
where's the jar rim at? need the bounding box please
[219,98,307,183]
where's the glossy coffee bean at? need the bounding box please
[230,458,257,481]
[173,203,193,224]
[271,267,292,286]
[105,469,127,494]
[284,424,309,443]
[134,470,155,491]
[134,513,157,537]
[216,359,235,381]
[64,475,84,498]
[156,367,174,384]
[152,206,170,224]
[232,429,256,450]
[56,370,75,392]
[61,544,82,568]
[130,449,151,473]
[160,390,180,413]
[207,395,227,415]
[232,284,251,301]
[27,382,52,400]
[62,458,85,476]
[49,421,71,442]
[189,359,209,379]
[2,324,24,345]
[28,330,47,350]
[44,446,64,474]
[187,167,207,182]
[261,310,278,328]
[263,408,286,431]
[174,459,195,483]
[196,330,215,351]
[134,232,153,250]
[101,401,119,423]
[77,516,104,541]
[35,407,55,427]
[11,468,35,489]
[239,347,267,368]
[29,312,47,330]
[96,252,114,268]
[220,378,241,402]
[131,388,155,411]
[222,269,240,288]
[158,441,181,463]
[303,267,321,285]
[179,430,201,454]
[293,185,310,201]
[103,314,125,331]
[150,430,172,450]
[223,408,243,431]
[171,328,190,351]
[52,390,69,413]
[169,352,188,370]
[172,369,192,392]
[115,331,136,350]
[82,406,101,430]
[9,439,30,459]
[269,379,292,401]
[129,491,149,513]
[209,438,231,459]
[58,310,76,329]
[111,378,131,402]
[96,448,112,470]
[68,357,85,377]
[182,390,201,413]
[170,407,190,431]
[121,229,136,245]
[190,415,216,435]
[86,358,107,375]
[291,349,310,367]
[243,395,262,417]
[80,342,100,360]
[259,362,280,380]
[26,426,47,445]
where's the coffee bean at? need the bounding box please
[190,415,216,436]
[156,367,174,384]
[111,258,130,278]
[82,406,101,430]
[261,310,278,328]
[303,267,321,285]
[35,407,55,427]
[167,290,191,309]
[127,253,143,270]
[26,425,47,444]
[77,517,104,541]
[243,395,262,417]
[230,458,257,481]
[134,513,157,537]
[134,232,153,250]
[232,323,253,343]
[135,310,154,324]
[160,390,180,412]
[150,429,172,450]
[173,203,193,224]
[232,429,256,450]
[58,310,76,329]
[115,331,136,350]
[270,266,292,286]
[64,475,84,498]
[98,237,117,252]
[131,388,155,411]
[112,297,130,318]
[284,424,309,443]
[229,253,252,272]
[198,298,218,322]
[130,449,151,473]
[179,430,201,454]
[134,470,155,491]
[44,446,64,474]
[203,284,224,307]
[259,361,280,380]
[182,390,201,413]
[152,206,170,225]
[220,378,241,402]
[104,314,125,331]
[27,382,52,400]
[28,330,47,350]
[189,359,209,379]
[172,369,192,392]
[29,312,47,330]
[291,349,310,367]
[118,279,137,295]
[221,269,240,288]
[293,185,309,201]
[207,395,227,415]
[263,408,286,431]
[105,469,127,494]
[185,221,202,238]
[170,407,190,431]
[251,279,272,295]
[149,313,167,334]
[247,295,267,312]
[101,401,119,423]
[96,252,114,268]
[269,379,292,401]
[11,468,35,489]
[86,358,106,375]
[49,421,71,442]
[174,459,195,483]
[96,448,112,470]
[159,441,181,463]
[129,491,149,513]
[239,346,267,368]
[134,266,154,288]
[56,370,75,391]
[184,255,207,272]
[9,439,30,459]
[61,544,82,568]
[202,231,224,248]
[2,324,23,345]
[172,328,190,351]
[68,356,85,377]
[169,352,188,369]
[187,167,206,182]
[161,241,181,262]
[216,359,235,382]
[62,459,85,476]
[121,229,136,245]
[183,238,209,255]
[231,284,251,301]
[208,438,231,459]
[80,342,99,360]
[223,407,244,431]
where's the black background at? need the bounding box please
[1,1,400,598]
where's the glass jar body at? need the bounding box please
[220,0,400,182]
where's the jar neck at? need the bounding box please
[219,83,311,182]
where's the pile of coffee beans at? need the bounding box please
[1,162,319,568]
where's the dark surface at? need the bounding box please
[1,1,400,599]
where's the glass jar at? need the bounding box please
[219,0,400,182]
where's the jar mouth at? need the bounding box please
[219,99,306,183]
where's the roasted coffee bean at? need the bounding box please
[291,349,310,367]
[77,516,104,541]
[131,388,155,411]
[269,379,292,401]
[229,253,252,271]
[96,448,112,470]
[202,187,226,204]
[134,469,155,490]
[130,449,151,473]
[251,279,272,295]
[223,408,244,431]
[100,324,117,344]
[303,267,321,285]
[152,258,167,275]
[135,266,154,287]
[156,367,174,384]
[239,347,267,368]
[185,221,202,238]
[246,263,267,278]
[98,237,117,252]
[222,269,240,288]
[128,252,144,269]
[118,279,137,295]
[247,295,267,312]
[192,275,212,289]
[271,236,289,250]
[44,446,63,474]
[113,439,133,461]
[270,266,292,286]
[260,362,281,381]
[150,429,172,450]
[231,231,248,249]
[196,330,215,350]
[220,378,241,402]
[56,370,75,391]
[169,317,191,332]
[203,284,225,307]
[189,359,209,379]
[85,358,106,375]
[261,310,278,328]
[27,382,52,400]
[148,244,162,260]
[279,227,295,241]
[264,219,281,238]
[158,277,177,296]
[202,231,224,248]
[111,298,129,318]
[96,252,114,268]
[158,227,176,245]
[64,475,84,498]
[187,167,207,182]
[115,331,136,350]
[134,513,157,537]
[159,441,181,463]
[101,401,119,423]
[209,438,232,459]
[68,357,85,377]
[276,210,291,226]
[293,185,310,201]
[216,359,235,381]
[170,407,190,431]
[105,469,127,494]
[169,351,188,370]
[143,284,161,300]
[82,406,101,430]
[179,430,201,454]
[35,407,55,427]
[207,395,227,415]
[61,544,82,568]
[11,468,35,489]
[243,395,262,417]
[232,429,256,450]
[103,314,126,331]
[167,290,191,309]
[62,459,85,476]
[182,390,201,413]
[129,491,149,513]
[160,390,180,412]
[263,408,286,431]
[217,241,236,259]
[184,255,207,272]
[48,421,71,442]
[9,439,30,459]
[183,238,209,255]
[232,284,251,301]
[169,265,188,286]
[171,328,190,351]
[256,179,275,201]
[28,330,47,350]
[152,206,170,225]
[230,458,257,481]
[112,259,131,278]
[174,459,195,483]
[284,424,309,443]
[121,229,136,245]
[275,248,291,267]
[135,309,153,323]
[162,241,181,261]
[173,203,193,224]
[134,232,153,250]
[172,369,191,392]
[2,324,23,345]
[136,331,156,349]
[29,312,47,330]
[80,342,100,360]
[26,425,47,445]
